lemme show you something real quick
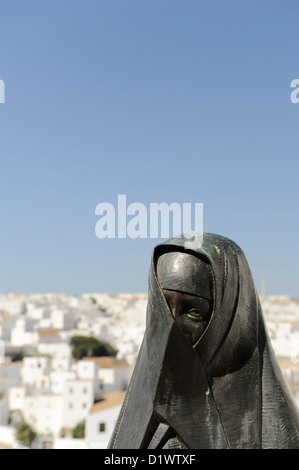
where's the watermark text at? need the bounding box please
[290,79,299,104]
[95,195,203,242]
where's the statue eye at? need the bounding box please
[186,309,204,320]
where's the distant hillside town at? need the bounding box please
[0,291,298,449]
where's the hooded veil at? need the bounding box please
[108,233,299,449]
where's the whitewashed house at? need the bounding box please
[8,359,99,439]
[37,338,72,360]
[23,393,63,437]
[0,425,16,448]
[8,385,63,438]
[10,318,39,346]
[0,360,22,385]
[61,378,96,431]
[82,357,132,393]
[50,370,76,394]
[21,357,51,389]
[0,361,23,426]
[51,358,72,371]
[85,390,125,449]
[8,386,26,413]
[50,309,76,330]
[0,380,10,425]
[0,296,26,316]
[25,305,49,321]
[77,360,99,395]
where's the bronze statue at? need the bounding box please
[108,233,299,449]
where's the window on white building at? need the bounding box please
[69,402,73,410]
[99,422,106,433]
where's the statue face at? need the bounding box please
[157,251,213,344]
[163,290,212,344]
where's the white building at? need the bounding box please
[82,357,132,393]
[37,339,72,360]
[0,360,22,385]
[8,386,26,413]
[8,386,63,438]
[0,296,26,316]
[10,318,39,346]
[0,425,16,448]
[50,310,76,330]
[9,375,97,439]
[23,393,63,437]
[25,305,49,321]
[77,360,99,395]
[21,357,51,389]
[7,359,99,439]
[50,370,76,395]
[51,358,72,371]
[86,390,125,449]
[0,380,10,426]
[61,378,96,431]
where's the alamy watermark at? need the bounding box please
[0,79,5,104]
[95,195,203,244]
[290,79,299,104]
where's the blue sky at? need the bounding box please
[0,0,298,296]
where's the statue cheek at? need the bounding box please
[175,315,207,345]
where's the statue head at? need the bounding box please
[157,251,213,344]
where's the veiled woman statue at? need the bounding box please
[108,233,299,449]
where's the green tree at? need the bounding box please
[15,422,37,446]
[72,420,85,439]
[69,336,117,361]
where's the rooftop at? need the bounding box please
[37,330,60,338]
[82,356,130,369]
[89,390,126,414]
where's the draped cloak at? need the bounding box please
[108,233,299,449]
